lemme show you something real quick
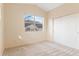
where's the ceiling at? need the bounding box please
[34,3,64,12]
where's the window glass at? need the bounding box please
[24,15,44,31]
[24,16,34,23]
[35,16,43,31]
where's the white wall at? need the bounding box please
[47,16,54,41]
[54,13,79,49]
[0,4,4,55]
[4,4,48,48]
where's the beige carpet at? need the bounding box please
[3,41,79,56]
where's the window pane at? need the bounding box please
[24,16,34,23]
[35,16,43,24]
[24,15,34,31]
[25,23,35,31]
[35,16,44,31]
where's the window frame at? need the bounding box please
[24,15,44,32]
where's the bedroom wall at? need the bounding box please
[0,4,4,55]
[4,4,48,48]
[41,4,79,43]
[48,3,79,49]
[47,14,54,41]
[4,3,79,49]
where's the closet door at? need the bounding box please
[54,14,77,48]
[75,15,79,48]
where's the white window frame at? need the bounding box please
[24,15,44,32]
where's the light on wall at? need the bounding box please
[18,35,22,40]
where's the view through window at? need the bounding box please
[24,15,44,31]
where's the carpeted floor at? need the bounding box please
[3,41,79,56]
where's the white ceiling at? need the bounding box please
[34,3,64,12]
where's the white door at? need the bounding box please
[54,14,78,48]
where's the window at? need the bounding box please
[24,15,44,32]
